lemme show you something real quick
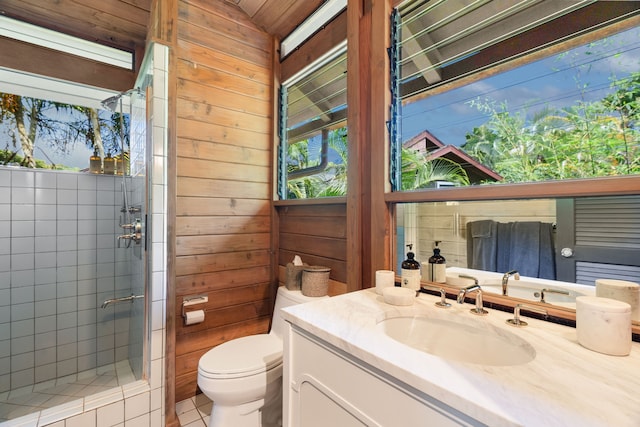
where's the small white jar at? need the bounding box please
[576,296,631,356]
[595,278,640,322]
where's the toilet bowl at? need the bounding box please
[197,286,327,427]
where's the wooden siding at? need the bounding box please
[277,203,348,285]
[174,0,274,402]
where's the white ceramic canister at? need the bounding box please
[595,279,640,322]
[375,270,395,295]
[576,296,631,356]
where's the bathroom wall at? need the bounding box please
[173,0,274,402]
[0,167,136,394]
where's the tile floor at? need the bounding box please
[175,393,212,427]
[0,361,135,423]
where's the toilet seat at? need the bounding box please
[198,334,283,379]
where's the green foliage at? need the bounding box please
[286,127,470,199]
[462,72,640,183]
[400,148,469,190]
[286,128,348,199]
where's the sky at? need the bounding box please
[401,26,640,146]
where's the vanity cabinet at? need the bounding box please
[283,324,484,427]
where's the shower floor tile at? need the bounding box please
[0,361,135,423]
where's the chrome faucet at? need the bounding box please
[456,276,487,315]
[501,270,520,296]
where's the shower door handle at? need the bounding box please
[101,294,144,308]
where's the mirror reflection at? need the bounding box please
[396,195,640,321]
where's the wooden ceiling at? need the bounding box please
[0,0,152,55]
[1,0,324,58]
[225,0,326,40]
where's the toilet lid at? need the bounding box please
[199,334,283,379]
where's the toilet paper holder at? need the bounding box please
[182,295,209,318]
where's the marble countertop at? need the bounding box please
[281,288,640,427]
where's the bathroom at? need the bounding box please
[1,1,640,426]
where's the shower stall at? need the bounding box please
[0,59,163,423]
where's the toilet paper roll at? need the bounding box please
[596,279,640,322]
[375,270,396,295]
[184,309,205,325]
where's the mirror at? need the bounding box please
[396,195,640,325]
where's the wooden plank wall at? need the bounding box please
[174,0,274,402]
[277,203,348,294]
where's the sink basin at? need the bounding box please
[376,316,536,366]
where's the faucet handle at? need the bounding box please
[506,304,548,327]
[421,285,451,308]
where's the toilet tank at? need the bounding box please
[270,286,328,339]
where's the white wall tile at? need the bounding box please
[34,300,56,318]
[11,302,34,321]
[56,174,78,190]
[35,347,56,366]
[11,270,34,287]
[66,409,96,427]
[11,253,34,271]
[96,400,125,427]
[0,170,10,186]
[35,188,56,205]
[12,187,35,204]
[57,312,77,330]
[57,205,78,220]
[78,189,98,205]
[11,287,34,305]
[124,390,150,421]
[78,174,97,191]
[0,205,9,221]
[35,315,56,333]
[57,189,78,205]
[35,252,56,269]
[35,237,56,253]
[13,221,35,237]
[12,204,34,221]
[34,220,55,237]
[34,267,56,285]
[35,171,56,189]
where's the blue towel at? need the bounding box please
[466,220,497,271]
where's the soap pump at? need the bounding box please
[427,241,446,283]
[89,147,102,174]
[401,244,421,291]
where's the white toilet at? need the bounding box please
[197,286,327,427]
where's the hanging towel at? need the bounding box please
[496,222,513,273]
[538,222,556,279]
[466,220,498,271]
[508,222,541,277]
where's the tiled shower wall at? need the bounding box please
[0,168,138,394]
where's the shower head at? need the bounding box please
[100,88,143,111]
[101,95,121,111]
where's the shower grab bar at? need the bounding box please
[101,294,144,309]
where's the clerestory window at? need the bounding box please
[389,0,640,191]
[278,48,348,200]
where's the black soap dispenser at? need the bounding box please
[401,244,421,291]
[427,241,446,283]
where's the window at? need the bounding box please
[278,48,348,199]
[0,71,133,171]
[389,1,640,190]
